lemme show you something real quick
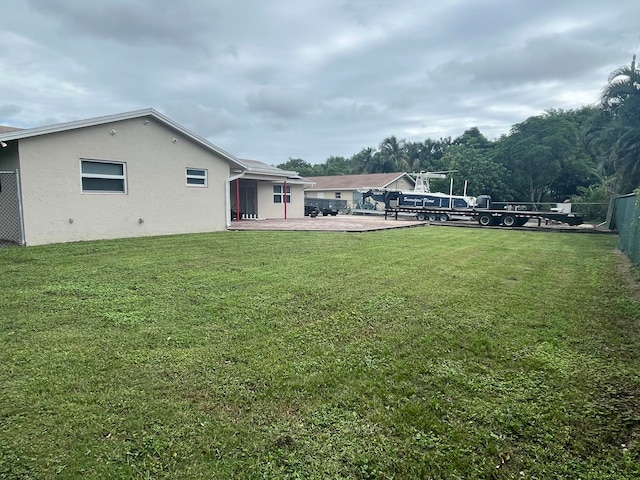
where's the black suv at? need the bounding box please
[320,205,338,216]
[305,205,320,217]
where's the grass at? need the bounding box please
[1,227,639,479]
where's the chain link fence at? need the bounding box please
[609,193,640,266]
[0,170,24,246]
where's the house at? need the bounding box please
[0,108,310,246]
[304,172,415,210]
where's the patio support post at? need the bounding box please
[225,172,245,228]
[236,178,241,221]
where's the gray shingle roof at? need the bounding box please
[0,126,22,134]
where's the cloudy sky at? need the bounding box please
[1,0,638,164]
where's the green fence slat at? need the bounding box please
[614,194,640,266]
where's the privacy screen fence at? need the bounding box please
[0,170,24,246]
[610,193,640,266]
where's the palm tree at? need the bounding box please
[352,147,374,174]
[596,55,640,193]
[378,136,408,172]
[363,151,386,173]
[601,55,640,112]
[405,142,424,172]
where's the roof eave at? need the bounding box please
[383,173,414,188]
[0,108,248,170]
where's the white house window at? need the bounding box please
[273,184,291,203]
[335,192,341,199]
[81,160,126,193]
[186,168,207,187]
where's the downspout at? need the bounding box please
[225,172,245,228]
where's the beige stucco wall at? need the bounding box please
[257,181,305,219]
[387,177,414,191]
[17,118,232,245]
[306,176,415,210]
[305,189,363,209]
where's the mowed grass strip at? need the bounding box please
[1,227,639,479]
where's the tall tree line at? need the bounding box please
[279,56,640,203]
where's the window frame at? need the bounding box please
[80,159,127,194]
[186,167,208,187]
[273,184,291,204]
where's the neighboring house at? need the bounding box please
[304,172,415,210]
[0,108,310,246]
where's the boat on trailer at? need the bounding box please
[359,172,476,220]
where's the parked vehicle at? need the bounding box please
[472,195,582,226]
[305,205,320,217]
[378,192,583,227]
[360,172,583,227]
[320,205,338,216]
[359,171,476,220]
[305,199,340,216]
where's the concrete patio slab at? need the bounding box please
[227,214,607,234]
[228,214,426,232]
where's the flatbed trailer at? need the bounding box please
[384,206,583,227]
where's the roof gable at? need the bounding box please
[0,108,247,169]
[305,172,414,190]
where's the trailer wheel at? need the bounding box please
[416,212,427,221]
[439,214,449,222]
[502,214,517,227]
[478,214,493,226]
[428,213,438,222]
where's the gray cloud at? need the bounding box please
[246,87,314,119]
[0,105,21,117]
[431,35,611,87]
[27,0,219,49]
[1,0,638,163]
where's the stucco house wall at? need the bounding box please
[385,177,414,191]
[16,118,231,245]
[255,180,306,219]
[0,109,309,246]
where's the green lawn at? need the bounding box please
[1,227,639,479]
